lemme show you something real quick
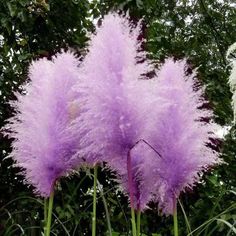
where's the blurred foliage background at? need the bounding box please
[0,0,235,235]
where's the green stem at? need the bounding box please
[173,204,178,236]
[46,191,54,236]
[98,180,112,236]
[131,208,137,236]
[92,166,98,236]
[137,210,141,236]
[44,198,48,235]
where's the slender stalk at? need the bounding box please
[46,191,54,236]
[131,208,137,236]
[127,149,137,236]
[178,199,192,235]
[44,198,48,235]
[97,180,112,236]
[92,166,98,236]
[137,210,141,236]
[173,203,178,236]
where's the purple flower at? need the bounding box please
[74,13,153,210]
[4,51,81,197]
[141,59,221,215]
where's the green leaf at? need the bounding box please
[6,3,17,17]
[217,219,236,234]
[111,232,120,236]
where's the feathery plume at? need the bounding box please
[141,59,221,215]
[74,13,153,210]
[4,51,81,197]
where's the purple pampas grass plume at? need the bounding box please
[4,51,81,197]
[142,58,221,215]
[74,13,153,211]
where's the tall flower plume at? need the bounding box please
[141,59,221,215]
[4,51,81,197]
[74,13,154,210]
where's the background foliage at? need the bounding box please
[0,0,235,235]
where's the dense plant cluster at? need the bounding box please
[0,1,235,235]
